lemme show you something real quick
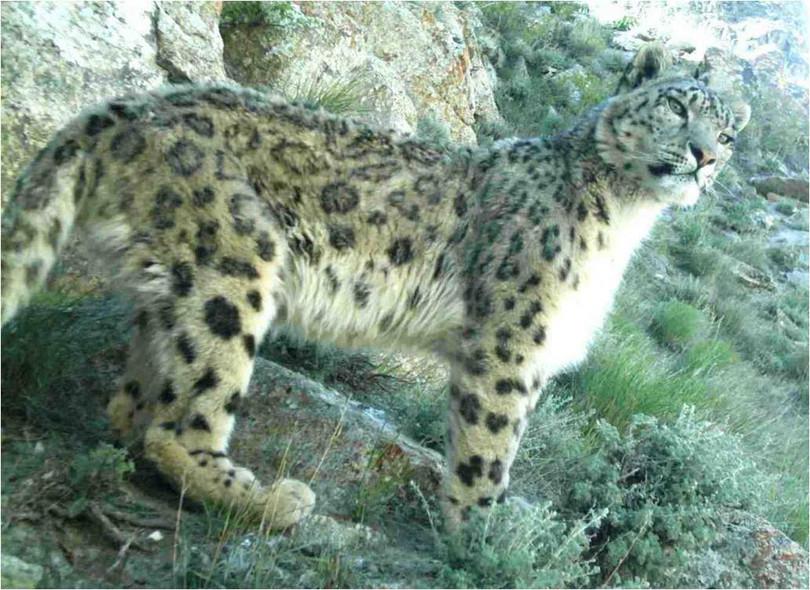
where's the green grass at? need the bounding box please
[478,2,617,140]
[1,291,130,441]
[282,75,373,117]
[561,319,717,428]
[649,300,706,349]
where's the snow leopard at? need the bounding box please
[1,45,750,528]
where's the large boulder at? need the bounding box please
[221,1,500,143]
[750,175,810,203]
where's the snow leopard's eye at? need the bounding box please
[717,133,734,145]
[667,97,687,118]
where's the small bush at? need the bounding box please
[284,75,372,116]
[514,400,785,587]
[723,237,770,272]
[595,49,629,74]
[775,198,797,216]
[480,2,619,138]
[416,113,452,151]
[220,1,308,29]
[569,410,777,588]
[612,15,638,31]
[650,300,706,349]
[565,19,609,58]
[736,77,809,175]
[437,501,601,589]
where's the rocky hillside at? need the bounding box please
[1,2,807,588]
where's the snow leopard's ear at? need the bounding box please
[730,100,751,132]
[615,43,672,94]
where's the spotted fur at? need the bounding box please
[0,45,749,529]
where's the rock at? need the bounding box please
[288,514,383,554]
[247,357,444,490]
[154,1,227,83]
[751,175,810,203]
[226,357,444,523]
[785,269,809,287]
[767,227,809,248]
[221,1,499,143]
[1,554,44,589]
[738,513,809,589]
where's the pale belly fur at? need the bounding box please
[279,253,465,353]
[523,201,664,388]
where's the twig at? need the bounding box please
[601,517,651,588]
[88,502,147,550]
[101,507,174,530]
[106,534,136,575]
[308,406,347,486]
[171,478,187,576]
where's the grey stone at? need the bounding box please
[1,554,44,589]
[751,175,810,203]
[155,1,227,83]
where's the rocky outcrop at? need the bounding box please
[0,1,225,207]
[751,175,810,203]
[234,357,444,515]
[221,2,500,143]
[727,511,810,589]
[1,553,45,589]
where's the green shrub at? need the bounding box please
[612,15,638,31]
[1,294,129,440]
[480,2,620,138]
[767,245,802,271]
[595,49,629,74]
[283,75,372,116]
[565,19,609,58]
[220,1,308,29]
[567,410,777,588]
[672,243,722,277]
[712,194,768,234]
[65,444,134,516]
[416,113,452,151]
[723,237,770,272]
[514,400,785,587]
[530,46,573,71]
[547,2,588,19]
[650,300,706,349]
[474,117,515,145]
[736,78,809,175]
[775,198,797,216]
[437,501,601,589]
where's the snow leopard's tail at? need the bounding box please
[1,124,97,326]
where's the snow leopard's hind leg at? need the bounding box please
[107,309,164,440]
[141,262,314,528]
[108,178,316,529]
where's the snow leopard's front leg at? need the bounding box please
[442,323,541,528]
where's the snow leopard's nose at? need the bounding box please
[688,143,717,168]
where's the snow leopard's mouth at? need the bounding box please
[648,163,701,186]
[647,163,674,177]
